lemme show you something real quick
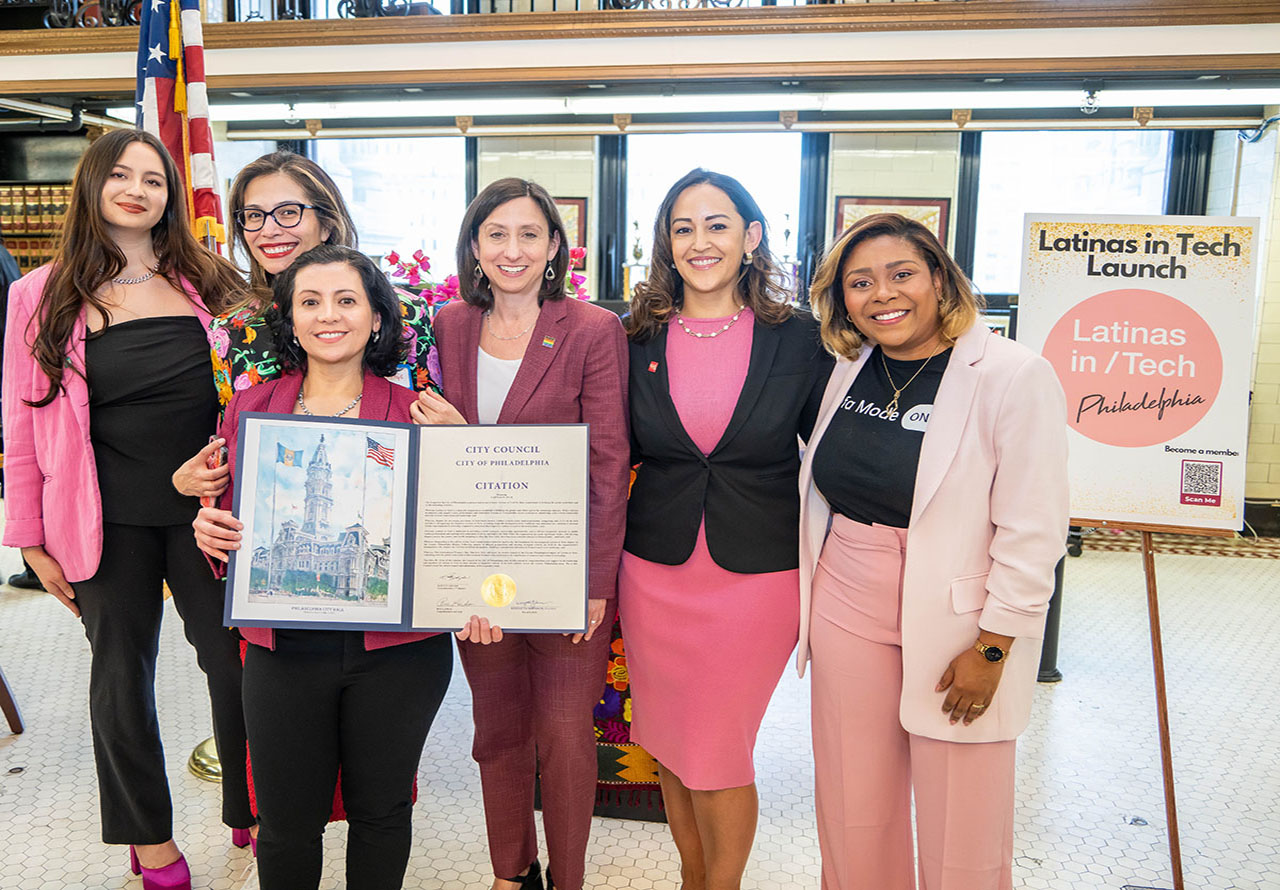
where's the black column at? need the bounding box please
[465,136,478,205]
[596,134,627,302]
[795,132,830,306]
[1164,130,1213,216]
[952,130,982,280]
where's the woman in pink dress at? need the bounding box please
[620,169,832,890]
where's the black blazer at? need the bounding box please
[625,310,833,573]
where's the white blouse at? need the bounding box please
[476,346,522,424]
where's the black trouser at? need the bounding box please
[243,631,453,890]
[75,521,253,844]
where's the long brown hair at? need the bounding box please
[809,212,983,361]
[226,151,357,302]
[625,168,793,342]
[455,177,569,312]
[27,128,247,407]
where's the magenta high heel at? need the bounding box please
[231,827,258,857]
[127,847,191,890]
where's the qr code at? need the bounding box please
[1180,459,1222,506]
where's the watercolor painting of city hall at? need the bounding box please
[249,432,392,605]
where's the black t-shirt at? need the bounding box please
[811,346,952,528]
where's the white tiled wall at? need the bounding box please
[825,132,962,253]
[477,136,599,301]
[1211,115,1280,499]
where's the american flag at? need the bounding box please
[366,437,395,468]
[135,0,224,248]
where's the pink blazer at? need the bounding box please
[433,297,630,600]
[797,322,1069,743]
[215,370,436,652]
[2,264,216,583]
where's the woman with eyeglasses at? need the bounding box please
[2,128,252,890]
[172,151,441,499]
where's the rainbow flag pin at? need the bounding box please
[542,336,556,349]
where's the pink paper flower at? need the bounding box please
[211,327,231,358]
[386,250,401,266]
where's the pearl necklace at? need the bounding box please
[674,305,745,339]
[111,264,160,286]
[485,311,537,342]
[296,389,363,417]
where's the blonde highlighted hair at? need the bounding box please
[809,212,983,361]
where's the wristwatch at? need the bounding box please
[974,639,1006,663]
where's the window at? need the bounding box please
[312,138,467,276]
[626,133,804,292]
[972,130,1171,295]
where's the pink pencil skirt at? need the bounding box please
[619,525,800,791]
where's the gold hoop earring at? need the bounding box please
[743,250,753,265]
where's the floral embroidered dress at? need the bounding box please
[209,287,442,412]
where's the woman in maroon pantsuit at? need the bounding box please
[411,178,629,890]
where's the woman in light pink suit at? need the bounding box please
[799,213,1069,890]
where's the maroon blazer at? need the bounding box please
[433,297,630,600]
[216,370,437,651]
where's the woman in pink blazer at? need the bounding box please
[411,178,629,890]
[1,129,252,889]
[798,213,1069,890]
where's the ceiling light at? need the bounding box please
[106,86,1280,128]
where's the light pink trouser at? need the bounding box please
[809,515,1015,890]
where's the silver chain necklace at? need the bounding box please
[111,263,160,286]
[485,311,537,342]
[675,305,745,340]
[296,389,363,417]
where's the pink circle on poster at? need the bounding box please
[1041,289,1221,447]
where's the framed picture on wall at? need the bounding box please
[834,197,951,245]
[555,197,588,273]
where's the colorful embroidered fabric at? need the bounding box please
[593,613,666,821]
[209,287,442,412]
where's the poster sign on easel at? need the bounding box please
[1016,213,1259,890]
[1016,213,1258,532]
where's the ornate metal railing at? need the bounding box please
[13,0,969,28]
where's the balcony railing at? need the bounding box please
[3,0,970,28]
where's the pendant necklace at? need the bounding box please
[297,389,363,417]
[881,345,942,416]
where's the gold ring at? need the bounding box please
[971,703,986,710]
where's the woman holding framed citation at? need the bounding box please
[193,245,452,890]
[410,177,629,890]
[800,213,1068,889]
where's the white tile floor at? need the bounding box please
[0,534,1277,889]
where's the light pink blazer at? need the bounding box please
[2,264,216,583]
[797,322,1069,743]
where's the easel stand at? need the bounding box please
[1076,519,1235,890]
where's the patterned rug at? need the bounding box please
[1081,527,1280,559]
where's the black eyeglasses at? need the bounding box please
[233,203,317,232]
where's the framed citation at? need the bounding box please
[225,413,589,634]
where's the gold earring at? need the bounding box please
[743,250,753,264]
